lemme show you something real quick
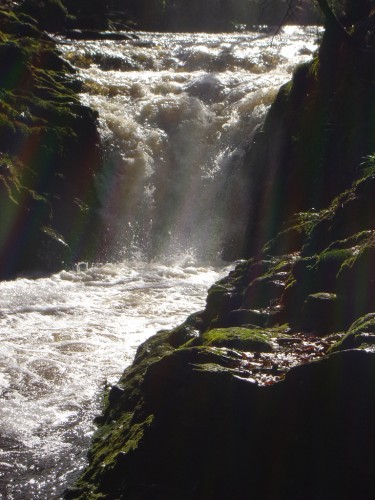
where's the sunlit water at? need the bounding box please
[0,28,319,498]
[0,259,230,498]
[61,26,320,260]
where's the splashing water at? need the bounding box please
[0,28,320,498]
[60,27,320,261]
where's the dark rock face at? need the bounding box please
[0,8,103,278]
[240,20,375,260]
[67,332,375,500]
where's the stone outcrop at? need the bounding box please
[0,8,103,278]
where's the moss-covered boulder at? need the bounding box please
[186,326,274,352]
[330,313,375,352]
[66,338,375,500]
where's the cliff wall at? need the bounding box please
[0,8,102,278]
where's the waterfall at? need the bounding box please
[0,27,320,499]
[60,27,319,262]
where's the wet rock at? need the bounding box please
[167,323,200,348]
[203,282,242,327]
[69,347,375,500]
[218,305,284,329]
[63,29,134,40]
[226,308,273,327]
[243,276,285,309]
[108,384,125,405]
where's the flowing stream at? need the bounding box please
[0,27,319,498]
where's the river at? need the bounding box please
[0,27,319,498]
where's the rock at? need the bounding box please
[167,323,200,348]
[16,0,69,32]
[63,29,134,40]
[226,308,276,327]
[299,292,338,335]
[68,348,375,500]
[188,327,274,352]
[243,276,285,309]
[203,282,242,328]
[0,9,103,278]
[336,244,375,326]
[330,313,375,352]
[108,384,125,405]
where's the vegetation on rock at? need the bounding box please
[0,8,102,278]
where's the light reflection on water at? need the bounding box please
[0,260,230,498]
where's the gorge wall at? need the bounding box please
[66,7,375,500]
[0,8,102,279]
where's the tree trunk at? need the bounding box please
[314,0,354,43]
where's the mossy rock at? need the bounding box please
[263,225,304,256]
[203,282,242,328]
[329,313,375,352]
[188,327,273,352]
[243,276,285,309]
[336,241,375,325]
[283,248,353,327]
[167,323,200,348]
[0,9,103,277]
[16,0,69,32]
[224,308,283,328]
[67,347,375,500]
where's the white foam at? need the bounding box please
[61,29,320,262]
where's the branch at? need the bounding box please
[274,0,296,35]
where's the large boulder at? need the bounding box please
[66,337,375,500]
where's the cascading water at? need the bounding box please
[0,27,319,498]
[62,27,320,261]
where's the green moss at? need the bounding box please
[329,313,375,353]
[338,234,375,277]
[78,412,155,493]
[189,327,273,352]
[317,248,353,266]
